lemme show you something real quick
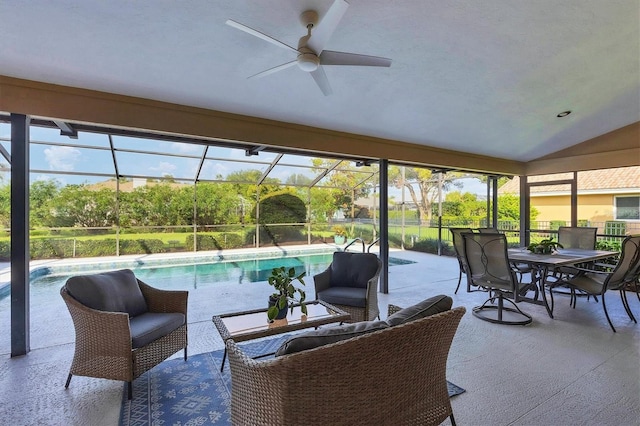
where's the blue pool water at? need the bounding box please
[23,253,415,297]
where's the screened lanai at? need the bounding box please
[2,115,520,355]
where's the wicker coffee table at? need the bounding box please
[212,300,350,370]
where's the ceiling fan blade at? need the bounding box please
[320,50,392,67]
[226,19,298,54]
[310,66,333,96]
[307,0,349,55]
[248,61,297,79]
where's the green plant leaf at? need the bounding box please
[267,305,279,321]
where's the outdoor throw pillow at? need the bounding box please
[275,320,389,356]
[65,269,148,317]
[385,294,452,326]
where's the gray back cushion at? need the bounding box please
[275,320,389,356]
[385,295,453,326]
[330,252,380,289]
[65,269,148,317]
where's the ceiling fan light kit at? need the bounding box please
[226,0,392,96]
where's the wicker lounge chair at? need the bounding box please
[314,251,381,322]
[60,269,188,399]
[227,303,465,426]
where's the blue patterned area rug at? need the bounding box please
[119,335,465,425]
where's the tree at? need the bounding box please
[309,159,373,220]
[0,180,10,228]
[497,193,539,221]
[47,185,116,228]
[30,179,61,227]
[120,182,192,227]
[388,166,463,224]
[441,191,485,218]
[195,182,242,225]
[476,175,512,188]
[226,169,281,220]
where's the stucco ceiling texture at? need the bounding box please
[1,0,639,162]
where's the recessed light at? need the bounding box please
[557,110,572,118]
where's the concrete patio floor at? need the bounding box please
[0,248,639,425]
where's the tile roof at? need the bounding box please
[500,166,640,194]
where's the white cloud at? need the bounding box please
[44,146,81,171]
[149,161,177,176]
[171,142,202,154]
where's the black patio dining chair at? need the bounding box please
[551,226,600,296]
[557,226,598,250]
[463,232,532,325]
[559,234,640,332]
[449,227,474,294]
[476,227,531,283]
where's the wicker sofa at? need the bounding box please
[227,295,465,426]
[60,269,188,399]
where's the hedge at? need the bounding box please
[186,233,245,251]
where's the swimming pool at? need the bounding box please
[14,251,415,299]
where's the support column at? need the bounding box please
[519,175,530,248]
[570,172,578,227]
[11,113,30,357]
[491,176,498,229]
[379,159,389,294]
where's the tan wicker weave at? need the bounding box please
[313,257,381,322]
[60,279,188,399]
[227,306,466,426]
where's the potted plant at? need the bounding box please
[528,238,563,254]
[267,266,307,321]
[332,225,347,245]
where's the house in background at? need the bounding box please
[500,166,640,235]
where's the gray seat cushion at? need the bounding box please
[129,312,186,349]
[317,287,367,308]
[65,269,148,317]
[329,252,379,289]
[385,295,453,326]
[275,320,389,356]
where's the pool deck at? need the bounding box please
[0,246,639,425]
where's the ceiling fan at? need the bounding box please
[226,0,392,96]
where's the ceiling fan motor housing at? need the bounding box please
[297,38,319,72]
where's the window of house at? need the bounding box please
[615,196,640,220]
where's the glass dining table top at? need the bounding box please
[508,248,618,266]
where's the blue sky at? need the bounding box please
[0,122,487,197]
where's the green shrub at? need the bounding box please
[120,239,166,255]
[30,239,75,259]
[550,220,566,230]
[596,239,621,252]
[187,232,246,251]
[0,241,9,259]
[410,238,455,256]
[243,226,306,246]
[256,193,306,224]
[74,239,115,257]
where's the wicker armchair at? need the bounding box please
[314,251,381,322]
[227,306,466,426]
[60,269,188,399]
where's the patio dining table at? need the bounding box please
[507,248,618,318]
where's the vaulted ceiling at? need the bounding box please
[1,0,638,172]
